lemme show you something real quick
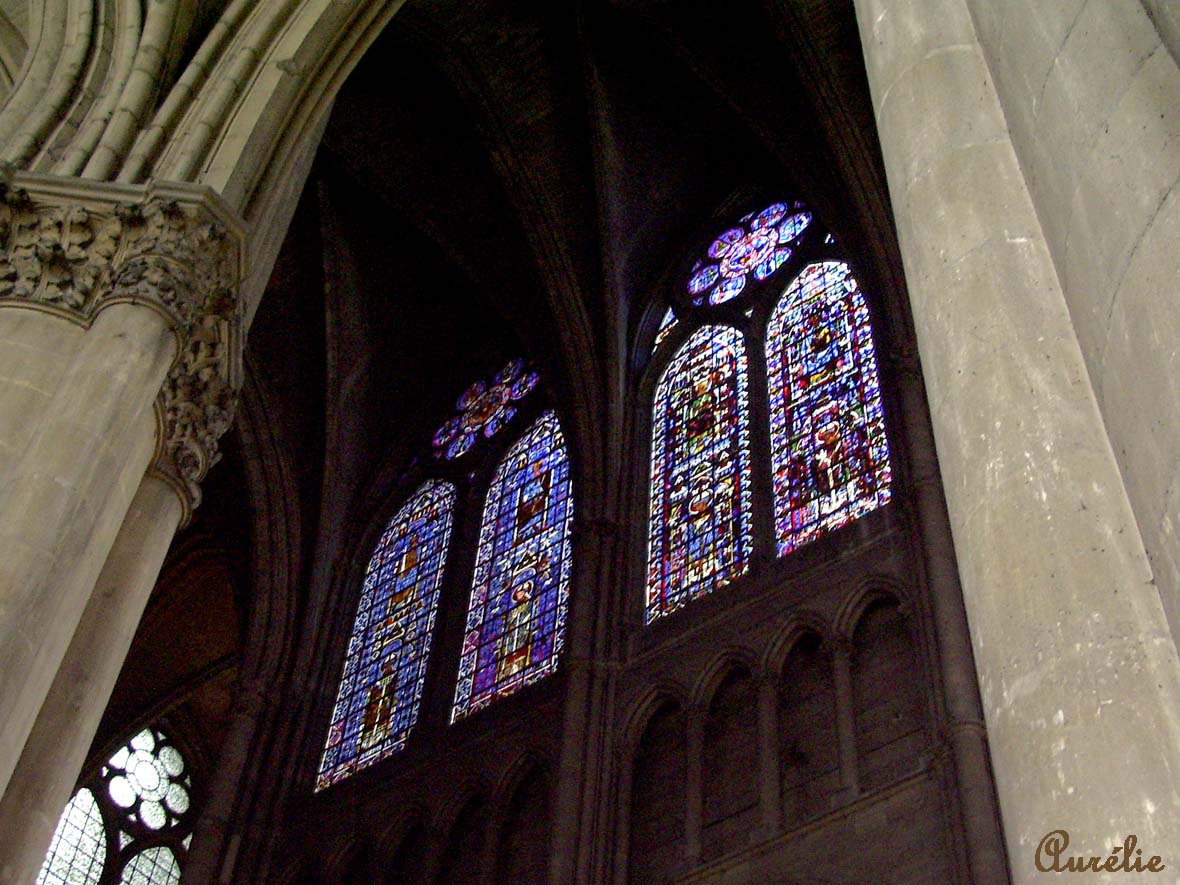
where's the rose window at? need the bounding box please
[102,729,191,833]
[433,358,539,460]
[688,201,812,306]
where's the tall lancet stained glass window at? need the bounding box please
[317,480,455,790]
[452,411,574,720]
[766,261,891,555]
[647,325,754,622]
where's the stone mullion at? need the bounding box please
[0,469,184,885]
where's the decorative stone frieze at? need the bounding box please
[0,168,246,519]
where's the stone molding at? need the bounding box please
[0,168,247,521]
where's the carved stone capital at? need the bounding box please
[0,172,246,521]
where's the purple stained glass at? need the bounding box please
[433,359,539,460]
[690,202,812,306]
[647,325,754,622]
[766,261,892,555]
[317,481,455,790]
[452,411,574,720]
[654,307,679,349]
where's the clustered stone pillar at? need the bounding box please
[853,0,1180,878]
[0,170,242,882]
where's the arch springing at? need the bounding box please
[766,261,891,554]
[647,325,754,622]
[452,411,574,720]
[318,480,456,790]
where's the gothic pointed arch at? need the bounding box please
[766,260,891,555]
[38,726,196,885]
[317,480,457,790]
[646,324,754,622]
[452,410,575,720]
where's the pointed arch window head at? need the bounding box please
[453,410,574,721]
[688,202,812,306]
[654,307,679,350]
[317,480,456,790]
[433,359,540,460]
[37,788,106,885]
[766,261,891,555]
[647,325,754,622]
[40,728,193,885]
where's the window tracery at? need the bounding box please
[647,199,892,619]
[38,728,193,885]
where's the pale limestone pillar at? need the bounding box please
[854,0,1180,878]
[0,302,175,799]
[0,470,183,885]
[0,173,243,805]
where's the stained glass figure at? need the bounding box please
[647,325,754,621]
[688,202,812,306]
[37,788,106,885]
[433,359,540,460]
[766,261,891,555]
[317,481,455,790]
[654,307,678,349]
[452,411,574,720]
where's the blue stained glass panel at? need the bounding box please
[691,201,810,306]
[647,325,754,621]
[452,411,574,720]
[433,360,539,460]
[654,307,679,349]
[317,481,455,790]
[766,261,892,555]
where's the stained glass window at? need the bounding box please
[766,261,891,555]
[452,411,574,720]
[647,325,754,621]
[318,480,456,790]
[654,307,678,349]
[118,848,181,885]
[433,359,539,460]
[103,729,191,832]
[37,788,106,885]
[40,728,194,885]
[688,202,812,306]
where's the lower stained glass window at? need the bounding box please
[39,727,194,885]
[766,261,891,554]
[647,325,754,621]
[318,480,456,789]
[37,788,106,885]
[452,411,574,720]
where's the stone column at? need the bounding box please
[0,171,243,802]
[830,641,858,802]
[683,710,705,868]
[854,0,1180,877]
[755,674,781,836]
[0,471,182,885]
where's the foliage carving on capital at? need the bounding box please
[0,178,238,332]
[0,171,245,520]
[153,311,240,520]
